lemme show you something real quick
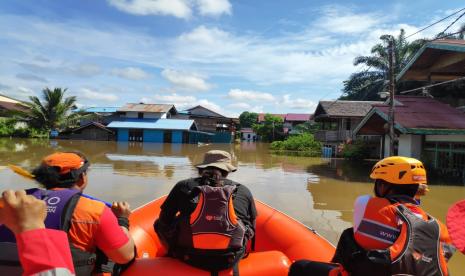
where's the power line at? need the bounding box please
[399,76,465,94]
[405,7,465,39]
[437,9,465,36]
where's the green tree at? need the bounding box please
[252,114,284,142]
[340,29,426,100]
[239,111,258,129]
[293,121,321,135]
[15,87,78,131]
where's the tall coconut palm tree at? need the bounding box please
[16,87,78,131]
[340,29,426,100]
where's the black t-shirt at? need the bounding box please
[158,177,257,238]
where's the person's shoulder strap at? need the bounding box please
[61,193,82,232]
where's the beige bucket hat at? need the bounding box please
[195,150,237,172]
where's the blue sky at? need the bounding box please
[0,1,464,117]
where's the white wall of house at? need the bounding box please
[383,134,391,158]
[425,135,465,142]
[123,112,165,119]
[241,132,257,141]
[398,134,422,159]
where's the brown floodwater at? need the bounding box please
[0,138,464,273]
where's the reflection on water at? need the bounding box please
[0,138,464,273]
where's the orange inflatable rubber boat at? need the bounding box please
[123,196,335,276]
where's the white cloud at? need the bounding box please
[228,89,275,102]
[314,5,382,34]
[197,0,231,17]
[1,8,458,108]
[81,88,118,102]
[228,102,251,109]
[282,94,317,111]
[161,69,211,91]
[112,67,150,80]
[73,63,102,77]
[107,0,192,19]
[154,93,196,104]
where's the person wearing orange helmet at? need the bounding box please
[333,156,455,276]
[290,156,455,276]
[0,152,135,275]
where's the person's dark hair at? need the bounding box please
[33,151,89,189]
[375,179,419,198]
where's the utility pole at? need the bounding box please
[388,38,396,156]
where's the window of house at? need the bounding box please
[346,120,351,130]
[138,112,144,119]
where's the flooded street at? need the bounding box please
[0,138,464,273]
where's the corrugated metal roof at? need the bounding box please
[118,103,175,113]
[355,96,465,135]
[107,119,196,130]
[84,107,119,113]
[316,101,382,118]
[285,113,312,121]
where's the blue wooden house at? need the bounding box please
[107,103,212,143]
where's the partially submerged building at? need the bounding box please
[354,96,465,177]
[175,105,237,143]
[69,122,115,141]
[313,101,382,154]
[107,103,209,143]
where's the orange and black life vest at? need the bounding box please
[388,204,446,276]
[176,184,247,274]
[335,198,453,276]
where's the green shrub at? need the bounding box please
[270,133,321,157]
[341,139,371,160]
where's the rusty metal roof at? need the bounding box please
[118,103,175,113]
[315,101,382,120]
[355,96,465,135]
[285,113,313,121]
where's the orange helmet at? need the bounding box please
[370,156,427,185]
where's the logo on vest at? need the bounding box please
[205,215,223,221]
[44,196,61,213]
[413,251,432,263]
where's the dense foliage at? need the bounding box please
[239,111,258,129]
[14,87,78,131]
[270,133,321,157]
[341,139,371,160]
[340,29,426,101]
[252,114,284,142]
[0,118,48,138]
[293,121,321,135]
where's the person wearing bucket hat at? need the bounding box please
[0,152,135,276]
[154,150,257,275]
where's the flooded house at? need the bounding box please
[371,39,465,179]
[354,96,465,178]
[107,103,204,143]
[253,113,313,138]
[240,128,257,141]
[174,105,237,143]
[284,113,314,134]
[313,101,383,156]
[68,121,115,141]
